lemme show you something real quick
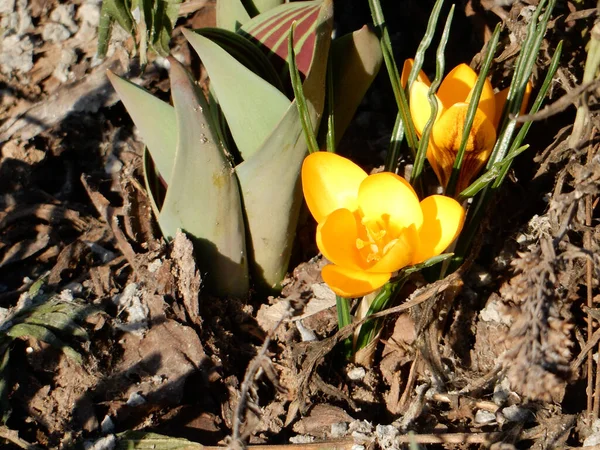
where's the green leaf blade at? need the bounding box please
[159,58,249,297]
[107,71,177,184]
[183,29,291,161]
[236,0,333,291]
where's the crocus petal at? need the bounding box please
[465,77,496,124]
[401,58,431,88]
[493,81,532,128]
[367,226,419,273]
[316,208,364,271]
[357,172,424,231]
[322,264,391,298]
[429,103,497,189]
[437,64,478,108]
[409,80,443,136]
[302,152,368,223]
[412,195,465,264]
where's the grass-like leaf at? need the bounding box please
[444,23,501,197]
[288,22,319,154]
[368,0,418,153]
[116,431,203,449]
[97,0,135,58]
[410,5,455,192]
[385,0,444,173]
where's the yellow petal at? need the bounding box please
[465,77,496,124]
[316,208,364,271]
[401,58,431,88]
[367,226,418,273]
[412,195,465,264]
[322,264,391,298]
[493,81,532,128]
[357,172,424,231]
[437,64,478,108]
[409,81,443,136]
[429,103,497,188]
[302,152,368,223]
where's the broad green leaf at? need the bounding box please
[26,312,89,340]
[246,0,285,15]
[143,148,163,216]
[193,27,284,93]
[236,0,333,291]
[329,25,382,145]
[6,323,82,364]
[117,431,203,449]
[107,71,177,184]
[236,105,304,291]
[240,1,322,78]
[217,0,251,32]
[159,58,249,297]
[183,29,290,160]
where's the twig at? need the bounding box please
[514,79,600,123]
[397,352,421,413]
[571,326,600,372]
[431,393,499,413]
[0,426,43,450]
[588,134,600,417]
[228,302,293,448]
[197,433,505,449]
[81,175,154,286]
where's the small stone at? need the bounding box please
[0,34,33,75]
[42,23,71,42]
[474,409,496,424]
[331,422,348,438]
[84,435,116,450]
[289,435,314,444]
[501,405,532,423]
[126,392,146,407]
[100,415,115,433]
[347,366,366,381]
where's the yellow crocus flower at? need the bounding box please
[301,152,465,298]
[404,59,531,193]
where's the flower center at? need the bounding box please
[355,214,398,264]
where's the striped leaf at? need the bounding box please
[240,1,322,80]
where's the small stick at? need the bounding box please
[514,79,600,124]
[588,134,599,416]
[571,325,600,372]
[0,426,43,450]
